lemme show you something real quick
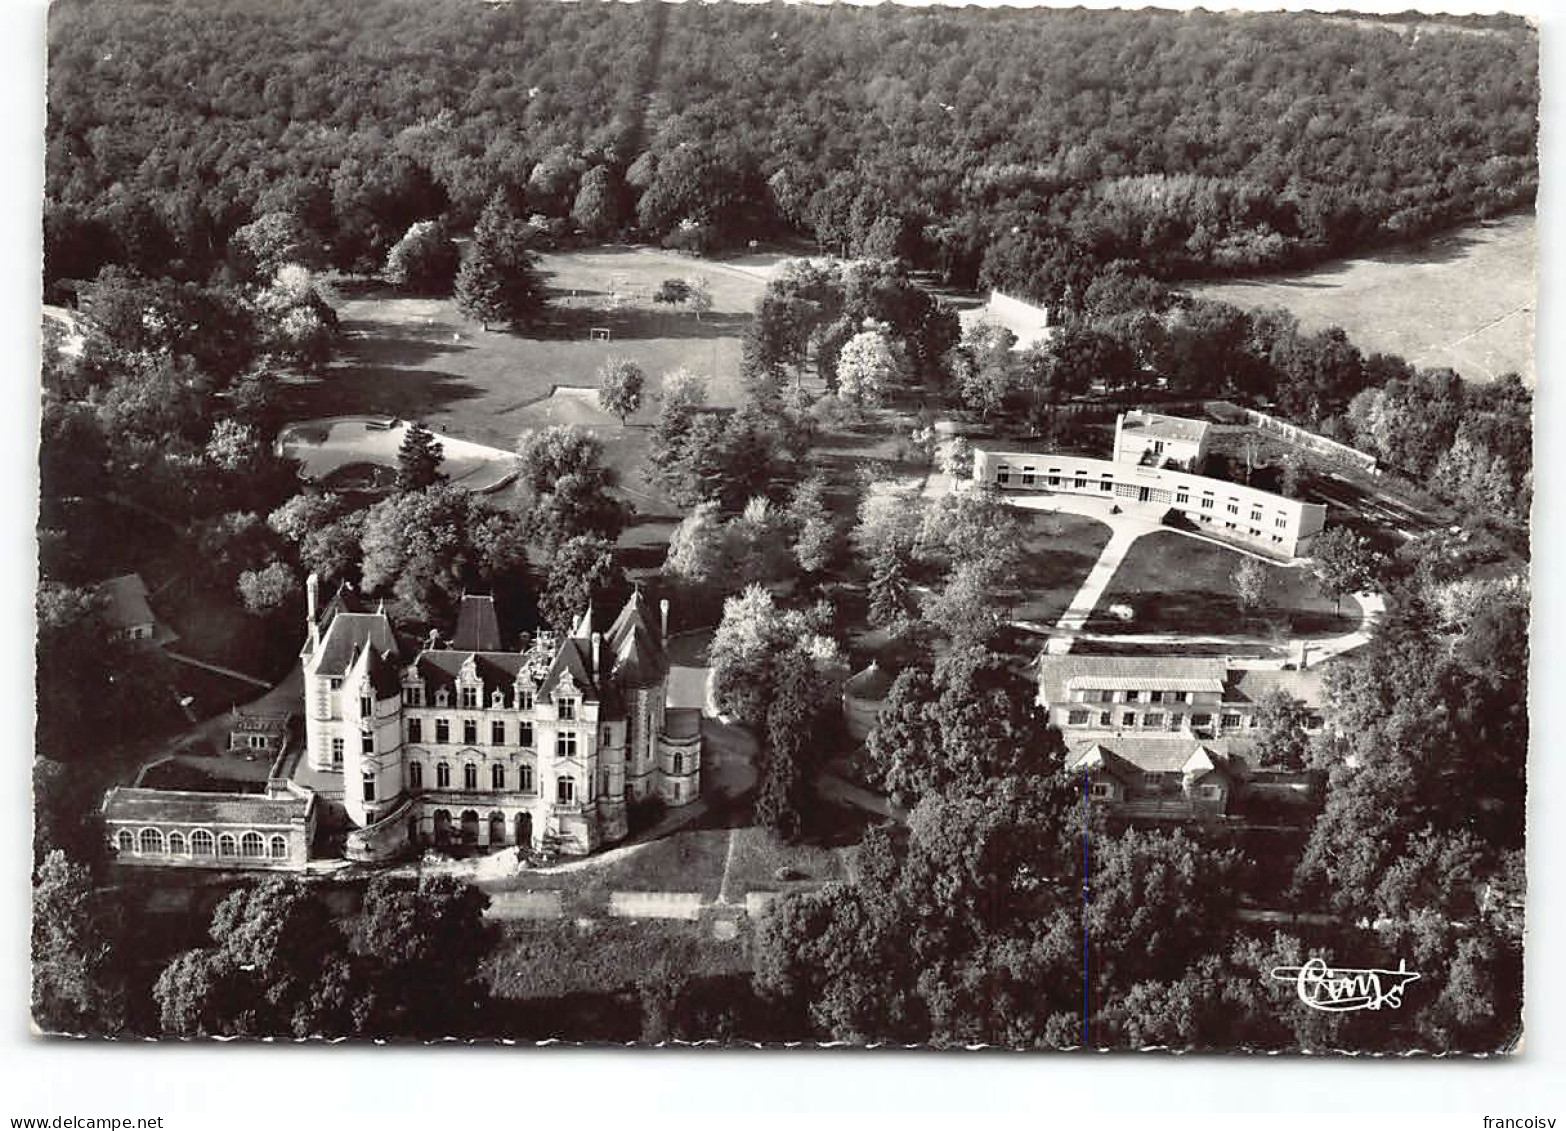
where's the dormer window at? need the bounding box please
[461,686,478,710]
[491,689,506,708]
[435,688,449,707]
[403,686,423,707]
[517,687,534,711]
[360,696,372,717]
[556,696,577,721]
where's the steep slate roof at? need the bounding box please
[358,643,404,699]
[102,787,310,827]
[1123,412,1210,445]
[1068,737,1235,778]
[413,651,526,705]
[316,611,398,675]
[451,594,502,652]
[317,582,364,638]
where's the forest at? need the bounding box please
[45,0,1536,298]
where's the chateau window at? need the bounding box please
[492,764,505,790]
[1090,782,1113,800]
[1191,714,1213,729]
[602,726,612,746]
[1121,712,1136,728]
[1172,691,1188,703]
[362,773,376,802]
[1143,713,1164,729]
[461,686,478,709]
[139,828,164,854]
[1067,709,1090,726]
[1221,713,1242,729]
[1074,474,1088,490]
[556,697,577,721]
[435,719,450,744]
[409,761,423,790]
[360,696,372,718]
[1099,479,1113,492]
[557,776,576,804]
[1098,711,1112,727]
[241,832,265,858]
[1168,714,1184,731]
[1200,497,1214,510]
[361,733,374,755]
[673,751,685,774]
[269,835,288,859]
[672,782,682,802]
[329,678,342,691]
[1251,508,1263,522]
[518,688,534,711]
[436,763,451,789]
[463,720,478,745]
[519,721,535,747]
[492,720,506,746]
[168,832,187,855]
[1125,690,1139,703]
[464,763,478,790]
[403,686,423,707]
[435,688,449,707]
[1099,690,1114,704]
[1226,502,1239,515]
[491,690,505,708]
[331,738,344,767]
[518,764,535,792]
[602,770,612,796]
[219,834,238,858]
[191,830,214,857]
[1149,690,1163,703]
[408,718,422,744]
[557,731,578,758]
[1176,490,1190,505]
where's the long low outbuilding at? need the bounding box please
[972,446,1326,557]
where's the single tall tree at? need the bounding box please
[596,358,647,425]
[396,420,445,492]
[455,191,544,331]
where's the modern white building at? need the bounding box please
[973,411,1327,556]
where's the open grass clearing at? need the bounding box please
[1187,213,1535,385]
[1004,510,1115,625]
[1090,530,1361,638]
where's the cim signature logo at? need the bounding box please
[1268,957,1422,1012]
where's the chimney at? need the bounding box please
[1296,639,1307,670]
[591,631,603,679]
[306,572,320,649]
[427,628,441,652]
[659,598,670,641]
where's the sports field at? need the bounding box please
[287,247,768,447]
[1188,212,1535,385]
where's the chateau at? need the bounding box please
[102,578,701,869]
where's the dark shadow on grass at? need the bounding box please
[529,302,750,343]
[283,366,489,422]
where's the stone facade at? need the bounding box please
[300,580,700,863]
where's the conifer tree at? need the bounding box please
[455,191,544,331]
[396,420,445,492]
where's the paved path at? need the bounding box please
[1043,525,1141,655]
[163,650,274,689]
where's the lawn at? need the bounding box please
[1005,510,1115,625]
[281,247,771,521]
[1188,212,1535,385]
[482,917,752,1040]
[1091,531,1362,638]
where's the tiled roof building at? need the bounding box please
[300,576,699,862]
